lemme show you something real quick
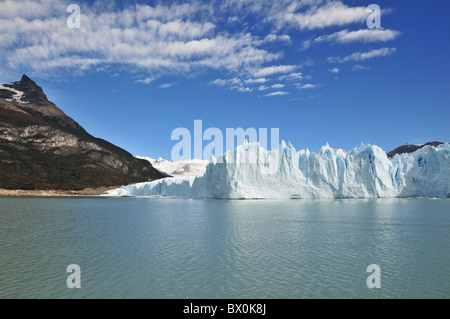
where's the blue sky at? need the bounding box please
[0,0,449,159]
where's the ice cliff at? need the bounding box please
[107,142,450,199]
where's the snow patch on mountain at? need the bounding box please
[0,84,28,104]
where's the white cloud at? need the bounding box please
[159,82,176,89]
[229,78,242,85]
[314,29,400,44]
[135,2,209,23]
[253,65,297,77]
[329,68,339,74]
[227,16,240,23]
[245,78,267,84]
[236,86,252,92]
[271,83,285,89]
[263,33,291,43]
[352,64,370,71]
[135,77,157,84]
[210,79,227,86]
[210,77,253,93]
[270,2,369,30]
[301,39,313,50]
[0,0,66,19]
[258,85,269,91]
[279,72,303,81]
[328,47,397,63]
[264,91,289,97]
[298,83,319,89]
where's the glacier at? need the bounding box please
[107,142,450,199]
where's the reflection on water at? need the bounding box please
[0,197,448,298]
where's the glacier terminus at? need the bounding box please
[107,142,450,199]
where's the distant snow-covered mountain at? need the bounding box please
[136,156,208,176]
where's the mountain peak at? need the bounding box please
[14,75,47,102]
[19,74,42,91]
[0,75,166,191]
[20,74,34,83]
[0,75,88,136]
[0,74,47,105]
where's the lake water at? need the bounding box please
[0,197,448,299]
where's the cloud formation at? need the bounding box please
[352,64,370,71]
[268,1,369,30]
[264,91,289,97]
[329,68,340,74]
[327,47,397,63]
[159,83,177,89]
[304,29,400,49]
[298,84,320,89]
[135,77,158,84]
[0,0,400,96]
[0,0,279,78]
[253,65,298,77]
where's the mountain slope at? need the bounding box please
[0,75,166,190]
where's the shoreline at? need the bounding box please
[0,186,118,197]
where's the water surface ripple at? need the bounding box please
[0,197,448,298]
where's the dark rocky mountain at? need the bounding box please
[0,75,167,190]
[387,141,445,158]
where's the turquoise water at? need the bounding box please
[0,197,448,298]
